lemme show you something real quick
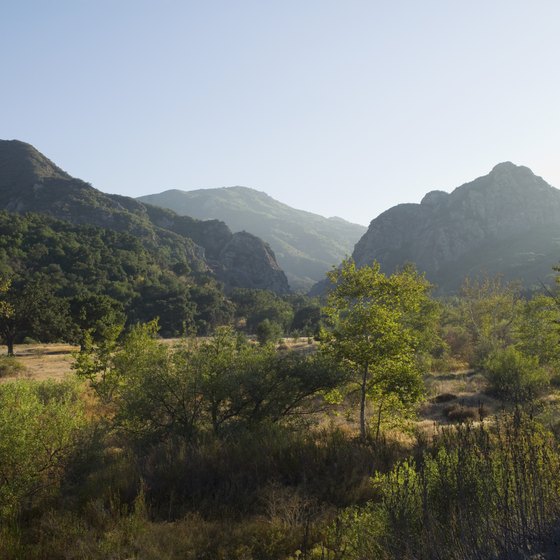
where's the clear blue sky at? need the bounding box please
[2,0,559,225]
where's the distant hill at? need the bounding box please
[351,162,560,293]
[0,140,289,294]
[138,187,366,291]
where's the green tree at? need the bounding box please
[514,294,560,369]
[458,276,521,365]
[256,318,283,345]
[0,275,71,355]
[484,346,549,403]
[69,292,126,351]
[230,288,294,334]
[75,323,344,443]
[322,260,434,441]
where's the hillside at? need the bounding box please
[352,162,560,293]
[138,186,366,291]
[0,140,289,294]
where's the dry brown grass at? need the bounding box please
[0,343,77,382]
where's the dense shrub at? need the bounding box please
[328,413,560,560]
[0,356,26,377]
[484,345,549,403]
[0,379,86,520]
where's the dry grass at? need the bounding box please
[0,343,77,382]
[419,368,501,434]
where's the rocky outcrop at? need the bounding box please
[216,231,290,293]
[352,162,560,293]
[144,204,290,293]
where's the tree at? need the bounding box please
[69,293,126,351]
[75,323,344,444]
[484,346,549,403]
[230,288,294,334]
[256,318,283,345]
[322,260,434,441]
[458,276,521,365]
[0,379,85,520]
[0,274,71,355]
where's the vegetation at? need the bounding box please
[4,257,560,559]
[322,260,437,440]
[0,211,233,345]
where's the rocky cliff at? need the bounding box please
[144,204,289,293]
[352,162,560,292]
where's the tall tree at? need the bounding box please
[322,259,435,441]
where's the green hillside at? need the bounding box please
[138,186,366,291]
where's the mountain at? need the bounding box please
[0,140,289,294]
[351,162,560,293]
[137,187,366,291]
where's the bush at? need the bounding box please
[332,413,560,560]
[0,356,26,378]
[484,346,549,403]
[0,379,86,520]
[256,319,283,345]
[443,403,479,422]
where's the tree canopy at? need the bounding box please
[322,259,436,440]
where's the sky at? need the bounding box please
[2,0,560,226]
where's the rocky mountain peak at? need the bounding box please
[351,163,560,293]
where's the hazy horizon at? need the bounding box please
[3,1,559,225]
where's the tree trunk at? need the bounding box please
[6,335,14,357]
[375,398,384,442]
[359,364,368,441]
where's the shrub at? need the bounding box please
[0,379,86,520]
[443,403,478,422]
[332,413,560,560]
[484,346,549,403]
[256,319,283,345]
[0,356,26,378]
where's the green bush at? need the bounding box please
[0,379,86,520]
[256,318,283,345]
[0,356,26,378]
[484,346,549,403]
[330,414,560,560]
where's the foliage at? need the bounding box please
[0,379,86,520]
[322,259,435,440]
[256,318,283,345]
[484,345,549,403]
[0,273,71,355]
[0,211,233,339]
[331,413,560,560]
[513,294,560,369]
[69,292,126,350]
[230,288,294,333]
[75,323,346,445]
[455,276,521,365]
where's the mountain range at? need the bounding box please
[138,187,366,291]
[2,140,559,298]
[351,162,560,293]
[0,140,289,294]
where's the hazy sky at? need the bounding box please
[2,1,559,225]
